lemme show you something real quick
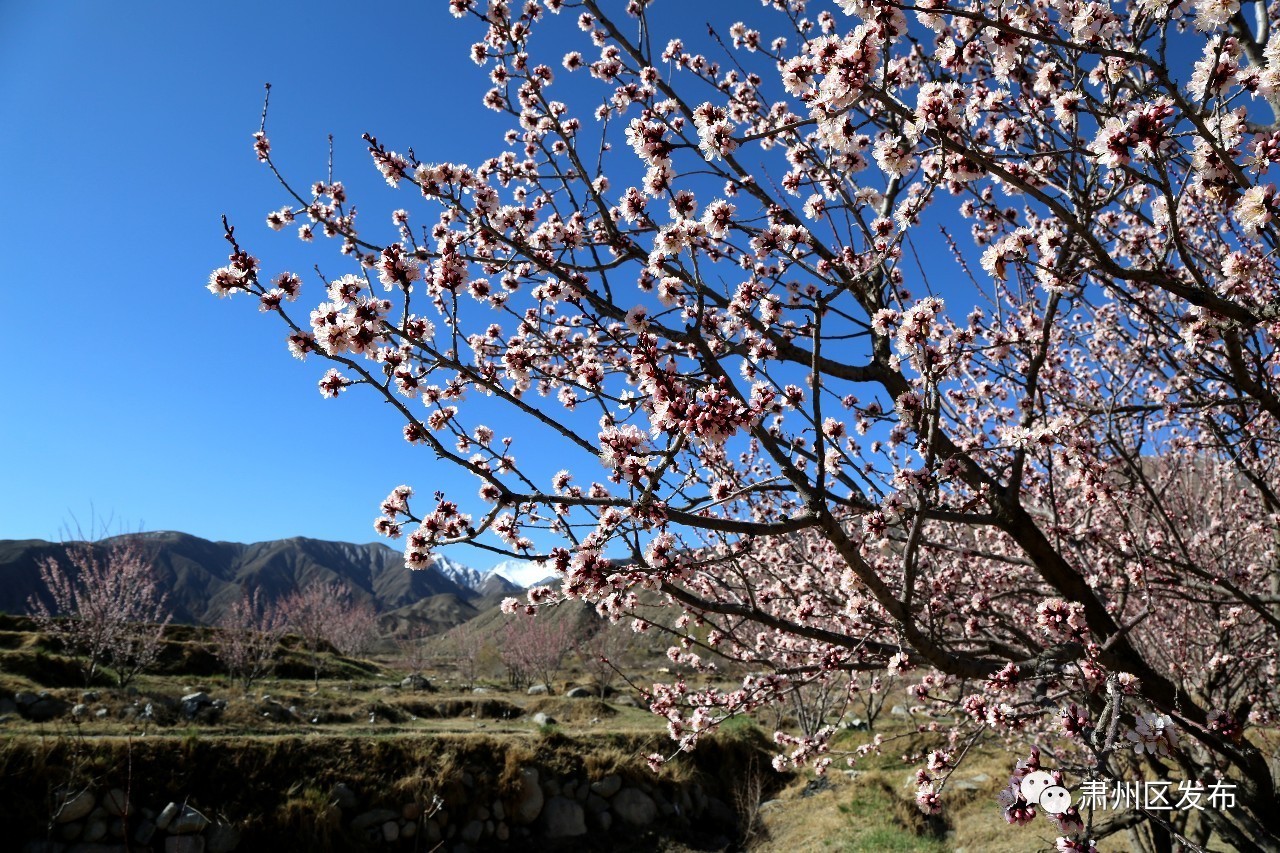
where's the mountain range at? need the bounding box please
[0,532,540,632]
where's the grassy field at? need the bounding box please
[0,617,1214,851]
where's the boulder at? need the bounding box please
[509,767,544,824]
[460,821,483,844]
[531,712,556,727]
[165,836,206,853]
[400,674,431,691]
[350,809,399,832]
[540,796,586,838]
[526,684,549,696]
[55,790,96,823]
[565,686,593,699]
[205,821,241,853]
[257,700,296,723]
[18,691,70,722]
[155,803,181,831]
[611,788,657,826]
[330,783,358,811]
[590,775,622,799]
[134,818,157,844]
[103,788,130,817]
[381,820,400,842]
[82,818,108,841]
[169,805,210,834]
[180,692,212,718]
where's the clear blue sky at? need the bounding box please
[1,0,773,558]
[0,1,517,550]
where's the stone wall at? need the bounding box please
[4,732,774,852]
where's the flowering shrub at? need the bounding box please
[210,1,1280,848]
[28,535,170,688]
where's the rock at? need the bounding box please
[82,819,108,842]
[590,774,622,799]
[72,703,90,718]
[531,712,556,727]
[801,776,832,798]
[156,804,182,832]
[55,790,96,824]
[165,836,206,853]
[843,717,868,730]
[471,687,490,694]
[134,818,157,844]
[205,821,241,853]
[588,807,612,832]
[759,799,784,814]
[103,789,129,817]
[611,788,657,826]
[890,705,908,716]
[382,821,400,842]
[95,708,109,719]
[257,700,296,723]
[540,797,586,838]
[460,821,483,844]
[400,674,431,691]
[612,694,641,708]
[59,820,81,840]
[19,692,71,722]
[330,783,358,811]
[526,683,549,695]
[565,686,593,699]
[401,820,417,839]
[82,691,100,702]
[180,693,213,718]
[350,809,399,832]
[169,805,210,834]
[491,800,504,821]
[110,817,127,837]
[401,802,421,822]
[585,794,608,815]
[704,796,736,825]
[509,767,544,824]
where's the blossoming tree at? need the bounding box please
[209,1,1280,848]
[29,535,170,688]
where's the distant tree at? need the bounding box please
[577,625,636,698]
[215,588,287,689]
[278,581,380,686]
[446,621,487,690]
[329,595,381,658]
[501,611,573,691]
[28,536,170,688]
[395,623,431,677]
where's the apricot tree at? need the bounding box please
[210,1,1280,848]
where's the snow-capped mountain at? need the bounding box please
[488,558,557,588]
[432,553,487,591]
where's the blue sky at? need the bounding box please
[0,1,513,552]
[0,0,779,562]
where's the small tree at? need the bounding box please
[577,625,636,698]
[278,581,380,686]
[28,536,170,688]
[215,588,287,689]
[446,621,487,690]
[329,595,381,658]
[500,611,573,691]
[395,624,431,678]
